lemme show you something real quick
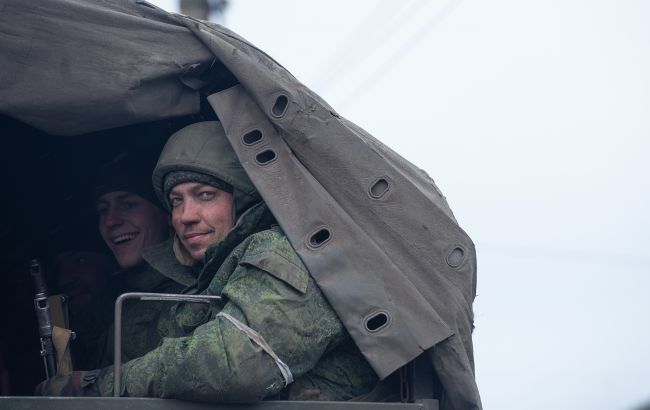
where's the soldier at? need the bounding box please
[70,153,187,370]
[55,251,115,308]
[36,121,379,401]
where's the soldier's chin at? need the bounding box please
[186,245,207,262]
[116,252,143,269]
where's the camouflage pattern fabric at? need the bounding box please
[70,259,186,370]
[112,203,377,402]
[97,263,187,368]
[38,203,378,401]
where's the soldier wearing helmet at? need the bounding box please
[36,121,378,402]
[70,153,188,370]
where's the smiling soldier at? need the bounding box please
[70,153,188,370]
[37,121,379,402]
[96,189,169,269]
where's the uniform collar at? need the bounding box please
[141,238,196,287]
[195,202,275,291]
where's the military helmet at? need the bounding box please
[152,121,260,218]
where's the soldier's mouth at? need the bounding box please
[185,232,206,238]
[183,231,212,244]
[112,232,138,245]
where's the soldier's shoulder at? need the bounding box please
[238,227,309,294]
[242,227,300,262]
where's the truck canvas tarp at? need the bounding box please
[0,1,481,409]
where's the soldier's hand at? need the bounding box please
[34,369,104,396]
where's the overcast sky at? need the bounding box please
[152,1,650,408]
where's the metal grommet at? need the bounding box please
[306,226,332,249]
[271,94,289,118]
[242,129,263,146]
[255,149,277,166]
[364,311,391,333]
[446,246,465,268]
[369,178,390,199]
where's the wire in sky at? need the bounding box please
[336,0,465,110]
[313,0,431,91]
[310,0,393,89]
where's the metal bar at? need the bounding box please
[0,397,428,409]
[113,292,221,397]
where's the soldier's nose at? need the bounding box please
[179,201,201,225]
[103,209,123,228]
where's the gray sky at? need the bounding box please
[153,1,650,408]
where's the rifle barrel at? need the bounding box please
[30,259,57,378]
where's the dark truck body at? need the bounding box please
[0,398,437,410]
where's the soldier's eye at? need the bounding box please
[122,201,138,210]
[199,191,216,201]
[170,197,182,208]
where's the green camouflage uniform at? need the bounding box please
[38,121,379,402]
[99,203,378,401]
[71,251,187,369]
[97,251,189,368]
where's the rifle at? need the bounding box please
[30,259,57,378]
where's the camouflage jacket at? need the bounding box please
[70,248,187,370]
[99,203,378,402]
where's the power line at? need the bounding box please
[313,0,431,90]
[311,0,394,89]
[336,0,465,110]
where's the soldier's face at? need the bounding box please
[56,251,115,306]
[96,191,170,268]
[169,182,234,262]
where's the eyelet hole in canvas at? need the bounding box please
[365,311,390,333]
[242,129,263,146]
[446,247,465,268]
[369,178,390,199]
[308,228,332,248]
[255,149,277,166]
[271,95,289,118]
